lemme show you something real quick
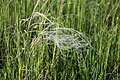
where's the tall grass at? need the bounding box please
[0,0,120,80]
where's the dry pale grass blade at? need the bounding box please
[19,12,54,30]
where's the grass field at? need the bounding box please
[0,0,120,80]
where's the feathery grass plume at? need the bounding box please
[28,12,91,55]
[19,11,91,57]
[31,28,91,57]
[40,27,89,51]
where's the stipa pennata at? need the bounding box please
[38,27,90,52]
[28,12,91,53]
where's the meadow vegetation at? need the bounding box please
[0,0,120,80]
